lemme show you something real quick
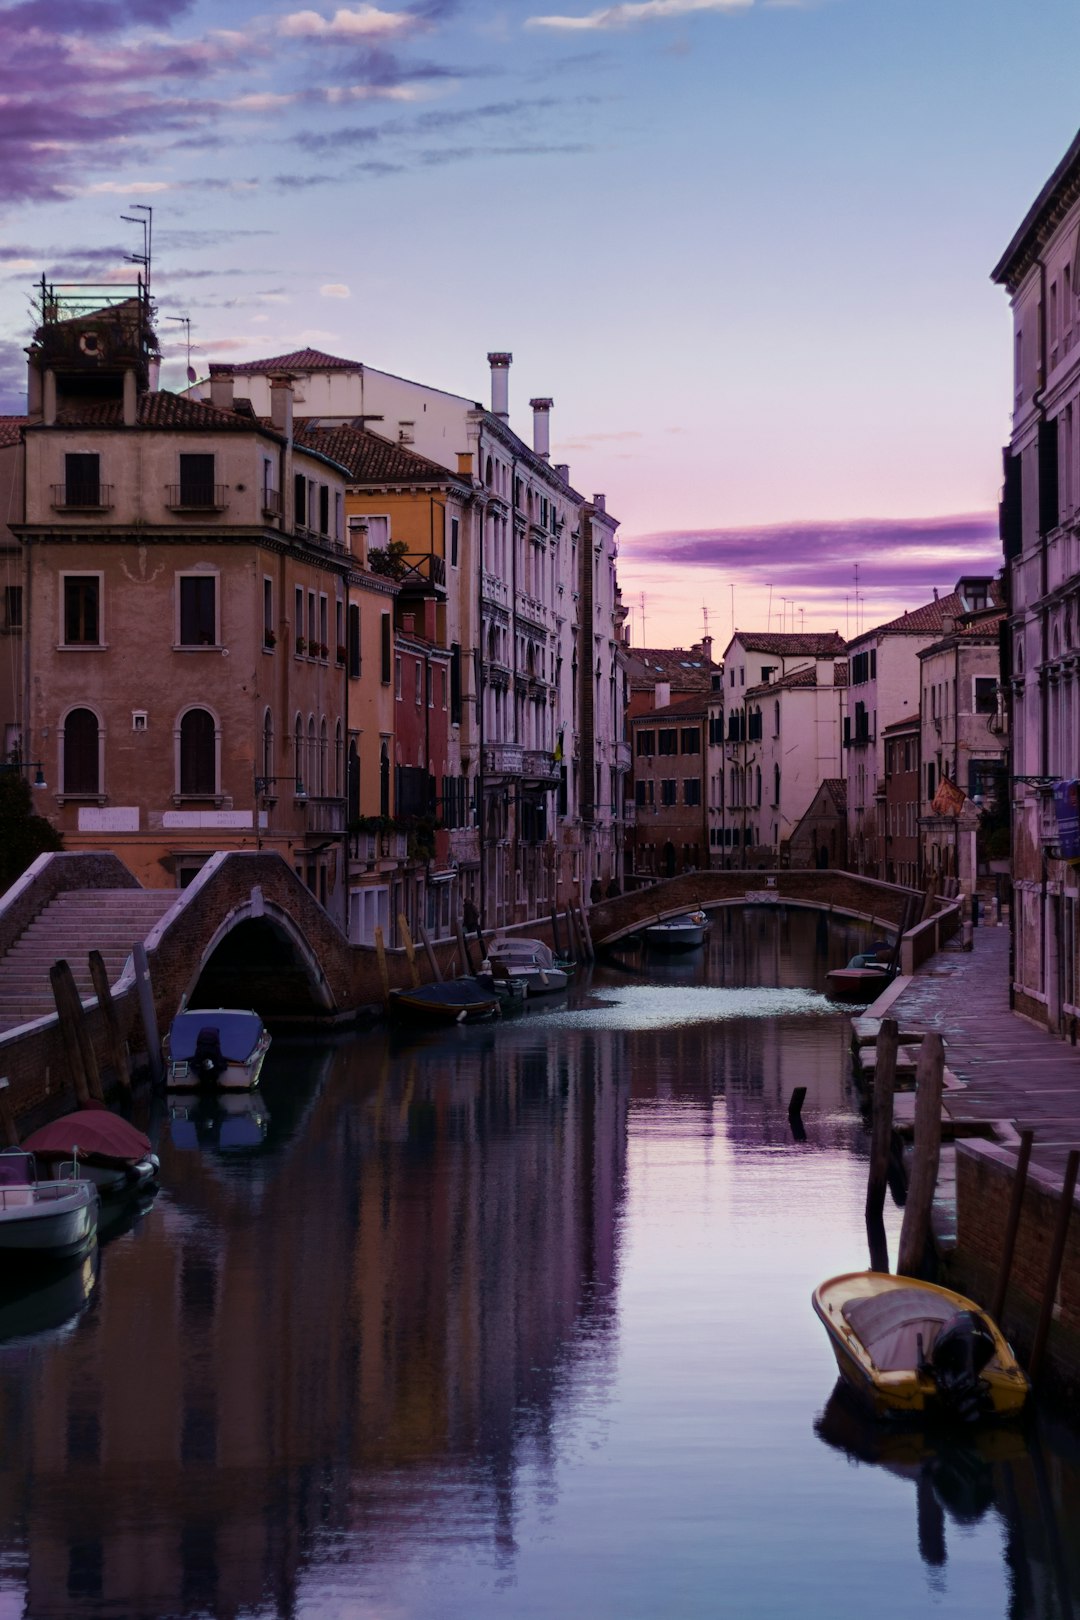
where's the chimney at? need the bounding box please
[942,614,957,636]
[529,397,553,460]
[269,374,294,440]
[654,680,670,710]
[26,355,41,418]
[554,462,570,483]
[456,451,474,477]
[122,368,137,427]
[209,366,234,411]
[593,493,606,513]
[487,351,512,419]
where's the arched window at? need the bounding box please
[294,713,304,791]
[485,456,494,488]
[179,707,216,796]
[774,700,780,737]
[62,707,100,795]
[379,741,390,818]
[262,708,274,779]
[347,738,360,821]
[755,766,762,806]
[773,764,781,805]
[335,722,343,797]
[319,717,328,796]
[307,716,317,795]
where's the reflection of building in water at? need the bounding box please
[0,1031,627,1618]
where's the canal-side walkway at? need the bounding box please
[876,923,1080,1184]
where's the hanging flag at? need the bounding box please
[931,776,966,817]
[553,733,564,765]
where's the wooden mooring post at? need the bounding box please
[397,914,421,988]
[990,1128,1033,1324]
[865,1017,899,1227]
[0,1078,19,1149]
[897,1033,945,1278]
[550,910,564,960]
[49,959,99,1106]
[374,926,390,1004]
[417,922,442,983]
[132,942,162,1086]
[456,914,475,977]
[1029,1147,1080,1383]
[576,905,595,962]
[88,949,131,1090]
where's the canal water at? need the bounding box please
[1,909,1079,1620]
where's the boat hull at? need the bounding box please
[0,1186,98,1260]
[825,967,893,1003]
[813,1271,1028,1421]
[643,925,707,952]
[388,987,499,1024]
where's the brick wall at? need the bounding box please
[954,1141,1080,1395]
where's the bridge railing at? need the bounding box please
[900,899,963,975]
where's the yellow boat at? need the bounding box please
[813,1271,1029,1422]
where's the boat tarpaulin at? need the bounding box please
[168,1010,264,1062]
[23,1111,151,1162]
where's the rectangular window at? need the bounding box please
[684,779,701,806]
[635,779,647,807]
[450,642,462,723]
[395,655,402,700]
[319,485,330,536]
[661,779,677,806]
[747,710,762,741]
[381,613,391,684]
[658,729,678,756]
[440,667,447,709]
[294,473,308,531]
[414,662,422,706]
[65,452,100,507]
[3,584,23,630]
[263,578,273,645]
[294,586,304,652]
[179,576,216,646]
[974,677,997,715]
[63,576,100,645]
[179,454,215,508]
[348,604,361,678]
[680,728,700,755]
[319,594,328,651]
[636,730,655,756]
[927,762,936,800]
[262,457,275,512]
[307,591,317,647]
[450,516,460,568]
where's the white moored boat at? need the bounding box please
[164,1008,271,1091]
[0,1151,99,1260]
[642,910,711,952]
[484,937,571,995]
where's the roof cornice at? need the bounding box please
[992,127,1080,292]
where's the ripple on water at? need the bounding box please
[540,983,838,1031]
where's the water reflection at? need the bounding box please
[0,909,1077,1619]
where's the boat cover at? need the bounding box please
[169,1010,264,1061]
[397,981,497,1009]
[841,1289,959,1372]
[23,1111,151,1162]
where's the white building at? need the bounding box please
[842,579,994,876]
[218,349,628,925]
[992,128,1080,1034]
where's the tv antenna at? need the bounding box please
[120,204,153,292]
[168,314,196,385]
[639,591,646,646]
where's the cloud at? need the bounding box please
[280,4,417,39]
[320,283,351,298]
[0,341,27,413]
[621,514,1001,601]
[527,0,751,27]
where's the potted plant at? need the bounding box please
[336,643,347,664]
[295,634,306,655]
[320,641,329,659]
[264,629,277,649]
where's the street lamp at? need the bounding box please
[1,758,47,789]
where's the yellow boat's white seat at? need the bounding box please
[842,1289,963,1372]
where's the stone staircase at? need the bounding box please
[0,888,177,1034]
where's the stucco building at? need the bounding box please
[992,129,1080,1033]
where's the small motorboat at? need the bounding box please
[813,1271,1029,1422]
[22,1109,159,1196]
[643,910,711,952]
[388,980,500,1024]
[0,1150,98,1261]
[164,1007,271,1090]
[826,941,894,1002]
[483,936,571,995]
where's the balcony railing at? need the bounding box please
[521,749,560,784]
[397,552,447,594]
[166,484,229,512]
[484,743,523,777]
[261,488,282,518]
[306,796,345,834]
[51,483,113,511]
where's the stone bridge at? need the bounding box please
[589,869,922,949]
[0,850,453,1128]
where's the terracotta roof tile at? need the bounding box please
[0,417,28,448]
[292,422,456,486]
[734,631,846,657]
[38,391,279,434]
[625,646,719,688]
[632,695,707,721]
[226,349,363,375]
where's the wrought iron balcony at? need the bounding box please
[51,483,113,512]
[166,483,229,512]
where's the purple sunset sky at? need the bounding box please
[0,0,1076,644]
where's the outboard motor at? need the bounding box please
[928,1311,996,1422]
[193,1026,227,1082]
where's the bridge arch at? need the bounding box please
[177,892,337,1018]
